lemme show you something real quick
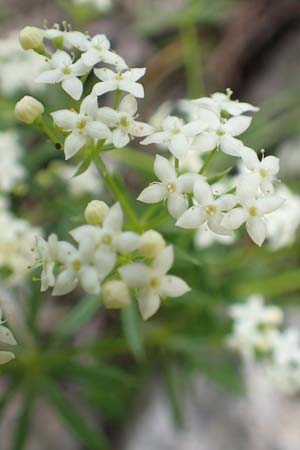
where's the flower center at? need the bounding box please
[115,73,123,81]
[102,234,112,245]
[120,116,129,128]
[72,259,81,271]
[150,277,160,289]
[167,183,176,193]
[172,128,180,135]
[77,119,87,130]
[217,128,225,136]
[259,168,268,178]
[205,204,216,215]
[62,66,72,75]
[249,206,257,217]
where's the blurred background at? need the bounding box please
[1,0,300,449]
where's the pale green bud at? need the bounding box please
[140,230,166,258]
[19,26,45,51]
[102,280,131,309]
[84,200,109,225]
[15,96,44,124]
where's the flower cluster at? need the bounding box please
[228,295,300,394]
[35,201,190,320]
[0,307,17,365]
[139,90,285,247]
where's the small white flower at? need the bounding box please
[176,178,236,234]
[138,155,200,218]
[192,90,259,116]
[191,107,251,156]
[221,174,284,246]
[141,115,207,159]
[35,50,89,100]
[51,95,111,159]
[93,67,146,98]
[44,29,90,51]
[79,34,127,70]
[119,246,190,320]
[240,146,280,194]
[98,94,153,148]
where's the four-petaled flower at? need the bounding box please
[93,68,146,98]
[78,34,127,70]
[35,50,89,100]
[192,89,259,116]
[119,246,190,320]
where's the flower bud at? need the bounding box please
[102,280,131,309]
[140,230,166,258]
[19,26,45,51]
[15,96,44,124]
[84,200,109,225]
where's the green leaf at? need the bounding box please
[121,302,145,362]
[51,295,101,346]
[44,378,109,450]
[162,362,184,428]
[72,157,92,177]
[12,382,35,450]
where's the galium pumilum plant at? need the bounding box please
[0,21,293,449]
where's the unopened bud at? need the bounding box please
[15,96,44,124]
[102,280,131,309]
[19,26,45,51]
[84,200,109,225]
[140,230,165,258]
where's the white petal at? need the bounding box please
[261,155,280,175]
[51,50,72,67]
[226,101,259,116]
[119,263,150,287]
[193,179,213,204]
[159,275,190,298]
[35,69,62,84]
[183,120,207,137]
[194,107,220,128]
[66,31,90,51]
[112,128,130,148]
[94,67,116,80]
[103,203,123,232]
[102,51,128,70]
[80,94,99,115]
[94,248,116,276]
[86,122,110,140]
[152,245,174,276]
[177,173,203,193]
[221,208,247,230]
[246,217,266,246]
[167,192,188,218]
[224,115,252,136]
[93,80,116,96]
[123,68,146,81]
[236,173,260,205]
[256,196,284,215]
[240,146,259,170]
[62,77,83,100]
[52,269,77,296]
[176,206,206,229]
[137,289,160,320]
[191,132,217,152]
[169,133,189,159]
[141,131,168,146]
[118,80,144,98]
[131,122,154,137]
[119,94,137,116]
[208,213,232,236]
[114,232,140,253]
[97,107,120,126]
[220,135,243,156]
[79,267,100,294]
[154,155,176,182]
[70,225,100,243]
[81,48,101,66]
[71,60,90,76]
[137,183,166,203]
[0,325,17,345]
[0,351,15,365]
[260,179,274,195]
[215,194,237,212]
[51,110,78,130]
[64,131,86,159]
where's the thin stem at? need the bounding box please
[93,152,140,231]
[37,118,63,151]
[175,157,179,175]
[113,89,121,110]
[199,148,217,175]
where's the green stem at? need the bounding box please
[199,148,217,175]
[93,152,140,231]
[113,89,121,110]
[175,157,179,175]
[180,21,204,98]
[37,118,63,151]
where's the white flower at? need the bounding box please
[221,174,284,246]
[97,94,153,147]
[0,131,25,193]
[119,246,190,320]
[35,50,89,100]
[70,203,140,268]
[240,146,280,194]
[176,178,236,234]
[141,115,207,159]
[191,107,251,156]
[228,295,283,358]
[192,90,259,116]
[51,95,111,159]
[0,307,17,365]
[137,155,200,218]
[93,67,146,98]
[35,234,75,292]
[44,29,90,51]
[266,185,300,249]
[194,226,235,249]
[78,34,127,70]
